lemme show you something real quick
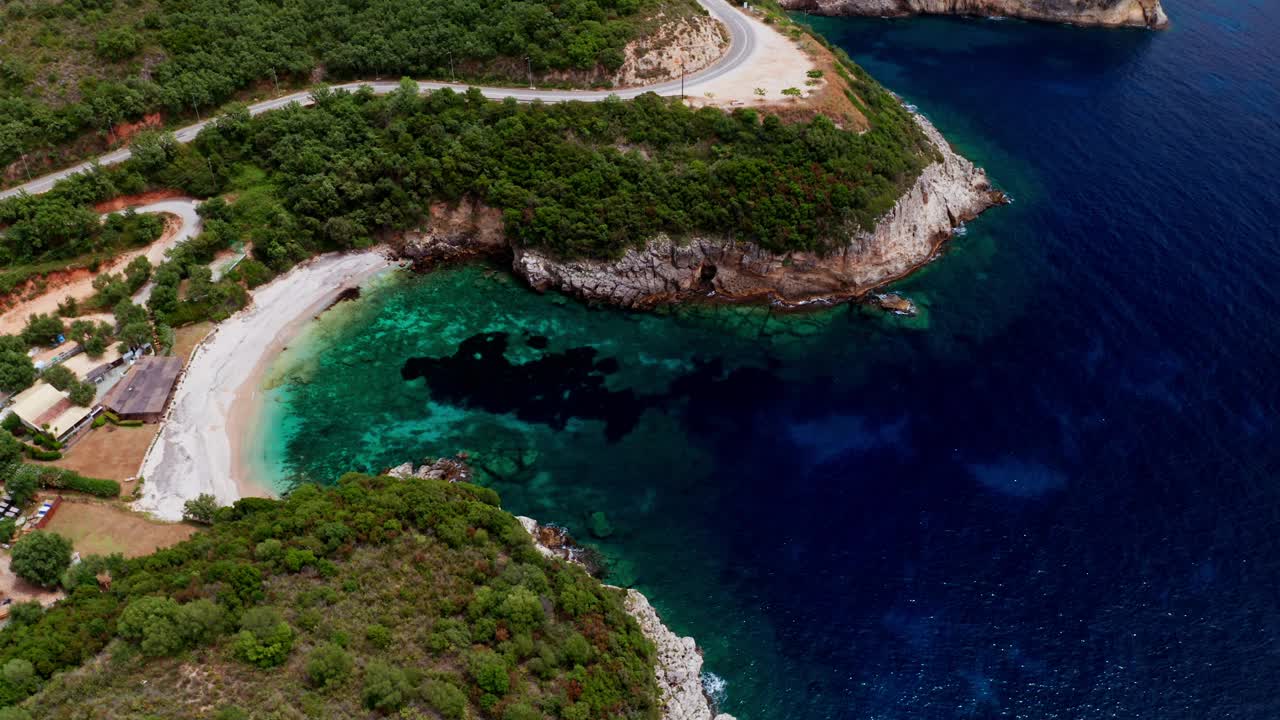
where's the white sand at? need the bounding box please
[135,249,395,521]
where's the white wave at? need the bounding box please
[702,671,728,706]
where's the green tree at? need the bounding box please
[0,335,36,393]
[94,28,142,62]
[40,364,76,391]
[0,430,24,466]
[119,321,153,350]
[19,314,64,347]
[1,658,39,696]
[9,531,73,588]
[124,255,152,292]
[68,382,96,406]
[305,643,352,690]
[467,649,509,695]
[183,493,219,524]
[232,607,294,668]
[499,586,545,632]
[6,472,38,508]
[0,518,16,544]
[116,596,187,656]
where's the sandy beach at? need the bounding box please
[135,249,397,521]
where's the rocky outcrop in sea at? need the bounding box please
[517,516,737,720]
[400,111,1003,309]
[778,0,1168,29]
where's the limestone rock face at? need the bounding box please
[397,198,507,269]
[778,0,1168,29]
[614,12,730,87]
[385,457,472,483]
[512,111,1002,308]
[517,517,735,720]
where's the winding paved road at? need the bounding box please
[1,0,756,200]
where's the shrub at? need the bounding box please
[467,649,509,695]
[365,623,391,649]
[117,596,189,656]
[183,494,219,524]
[499,587,545,632]
[33,466,120,497]
[9,531,72,588]
[504,703,540,720]
[254,538,283,563]
[304,643,353,690]
[94,27,142,61]
[283,548,316,573]
[361,661,410,711]
[0,518,15,544]
[424,679,468,720]
[232,607,294,668]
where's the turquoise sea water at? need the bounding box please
[250,0,1280,717]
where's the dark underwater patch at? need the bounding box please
[401,332,648,441]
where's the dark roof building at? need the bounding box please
[101,356,183,422]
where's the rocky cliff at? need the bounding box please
[401,111,1001,308]
[517,516,737,720]
[512,111,1001,307]
[779,0,1168,29]
[615,11,730,87]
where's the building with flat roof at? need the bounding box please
[10,381,94,442]
[101,356,183,422]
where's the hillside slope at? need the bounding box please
[0,474,664,719]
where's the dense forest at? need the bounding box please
[1,49,931,289]
[0,474,660,719]
[0,0,696,170]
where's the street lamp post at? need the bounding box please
[526,56,534,89]
[448,51,455,83]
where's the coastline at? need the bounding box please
[135,249,398,520]
[516,516,736,720]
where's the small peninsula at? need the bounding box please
[778,0,1169,29]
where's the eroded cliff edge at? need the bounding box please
[779,0,1168,29]
[402,110,1003,309]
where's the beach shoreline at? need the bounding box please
[135,248,398,521]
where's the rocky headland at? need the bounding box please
[399,110,1003,309]
[517,516,737,720]
[779,0,1168,29]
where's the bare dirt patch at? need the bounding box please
[93,188,187,213]
[50,424,161,484]
[172,321,215,361]
[0,211,186,335]
[0,555,64,607]
[41,497,196,558]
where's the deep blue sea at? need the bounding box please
[254,1,1280,717]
